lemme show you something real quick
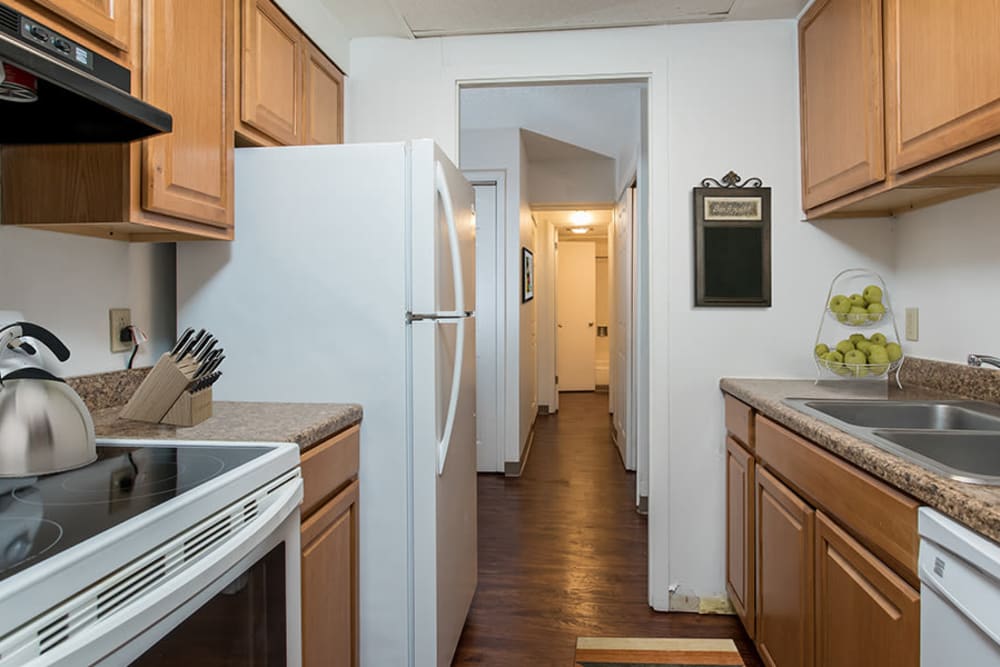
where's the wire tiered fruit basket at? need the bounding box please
[814,268,904,388]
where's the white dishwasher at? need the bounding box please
[918,508,1000,666]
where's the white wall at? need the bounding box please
[528,156,616,204]
[349,20,895,606]
[0,227,175,376]
[275,0,353,72]
[460,128,537,461]
[892,188,1000,363]
[519,133,538,454]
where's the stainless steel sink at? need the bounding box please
[782,398,1000,485]
[799,400,1000,431]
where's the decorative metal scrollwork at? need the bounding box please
[700,171,763,188]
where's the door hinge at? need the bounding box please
[555,375,559,384]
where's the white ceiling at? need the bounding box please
[520,129,614,162]
[322,0,809,39]
[535,208,613,239]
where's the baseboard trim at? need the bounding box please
[504,420,537,477]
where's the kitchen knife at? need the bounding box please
[170,327,195,358]
[188,332,213,362]
[177,329,205,360]
[195,338,217,364]
[196,352,224,379]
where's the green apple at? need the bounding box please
[856,340,874,356]
[886,342,903,362]
[815,343,830,357]
[836,340,855,355]
[868,346,890,374]
[863,284,883,304]
[847,306,869,325]
[844,349,867,366]
[849,333,867,345]
[870,333,888,347]
[849,293,867,309]
[867,302,886,322]
[829,294,851,321]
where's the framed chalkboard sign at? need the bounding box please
[694,171,771,307]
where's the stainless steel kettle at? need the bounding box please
[0,322,96,477]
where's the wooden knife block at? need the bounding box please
[120,353,212,426]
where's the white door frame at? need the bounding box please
[464,170,508,474]
[457,74,652,603]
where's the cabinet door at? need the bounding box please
[756,467,814,667]
[885,0,1000,172]
[815,512,919,667]
[799,0,884,209]
[301,480,359,667]
[142,0,232,229]
[302,40,344,145]
[241,0,302,145]
[31,0,130,51]
[726,437,755,638]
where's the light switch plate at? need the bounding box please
[905,307,919,341]
[109,308,131,352]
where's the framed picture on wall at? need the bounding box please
[693,171,772,307]
[522,247,534,302]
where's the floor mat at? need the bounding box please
[574,638,745,666]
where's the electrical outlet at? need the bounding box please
[905,307,919,342]
[109,308,131,352]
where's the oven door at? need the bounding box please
[37,474,303,667]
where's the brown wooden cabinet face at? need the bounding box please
[799,0,885,209]
[32,0,130,50]
[885,0,1000,172]
[302,41,344,145]
[301,481,359,667]
[755,467,814,667]
[241,0,302,145]
[814,512,919,667]
[726,437,755,638]
[142,0,232,229]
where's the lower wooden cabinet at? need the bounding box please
[755,466,814,667]
[301,479,359,667]
[815,511,919,667]
[723,395,921,667]
[725,436,755,637]
[298,424,360,667]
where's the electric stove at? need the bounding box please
[0,438,303,665]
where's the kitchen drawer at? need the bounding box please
[755,415,919,584]
[300,424,359,519]
[725,394,754,448]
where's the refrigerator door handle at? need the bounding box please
[406,310,473,322]
[436,317,464,475]
[435,161,466,314]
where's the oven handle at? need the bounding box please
[35,476,304,667]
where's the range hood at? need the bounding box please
[0,3,171,144]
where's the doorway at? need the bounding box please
[457,79,648,490]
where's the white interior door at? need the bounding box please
[557,241,596,391]
[613,189,633,466]
[469,180,503,473]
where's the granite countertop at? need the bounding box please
[92,401,363,452]
[720,377,1000,543]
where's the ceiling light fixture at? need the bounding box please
[569,210,592,225]
[569,227,591,235]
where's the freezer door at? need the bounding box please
[410,315,477,667]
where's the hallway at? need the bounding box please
[452,392,761,665]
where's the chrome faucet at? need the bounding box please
[968,354,1000,369]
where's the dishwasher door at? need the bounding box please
[918,508,1000,667]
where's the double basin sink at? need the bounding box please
[782,398,1000,485]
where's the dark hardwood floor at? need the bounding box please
[452,391,762,666]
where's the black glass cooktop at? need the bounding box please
[0,444,271,582]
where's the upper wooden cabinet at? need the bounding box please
[1,0,233,240]
[799,0,884,210]
[303,40,344,145]
[30,0,129,51]
[240,0,303,145]
[235,0,345,147]
[800,0,1000,219]
[884,0,1000,173]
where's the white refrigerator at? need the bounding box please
[176,140,477,667]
